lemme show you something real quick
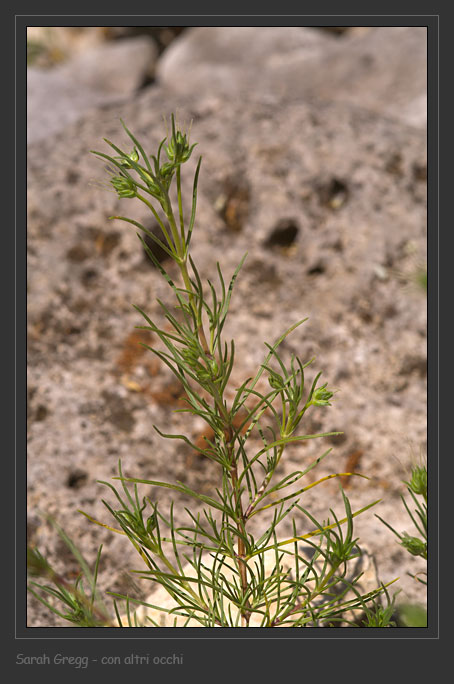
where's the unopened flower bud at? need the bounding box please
[311,383,334,407]
[165,116,197,166]
[208,358,219,376]
[268,374,284,390]
[407,466,427,497]
[110,174,137,198]
[117,147,140,169]
[181,347,200,366]
[400,533,426,557]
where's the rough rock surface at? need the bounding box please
[27,27,427,628]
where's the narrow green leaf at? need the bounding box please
[120,118,153,174]
[185,156,202,252]
[113,476,225,512]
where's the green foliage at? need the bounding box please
[356,584,398,628]
[28,114,401,627]
[414,266,427,292]
[377,462,427,569]
[376,461,427,626]
[27,518,111,626]
[396,602,427,627]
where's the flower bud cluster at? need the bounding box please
[311,383,334,407]
[268,373,285,391]
[110,174,137,198]
[407,465,427,497]
[180,342,221,385]
[116,147,140,168]
[105,116,197,206]
[400,532,427,558]
[166,128,196,166]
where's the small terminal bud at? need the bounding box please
[400,533,426,557]
[110,175,137,198]
[311,383,334,407]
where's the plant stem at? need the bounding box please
[135,193,175,250]
[178,259,211,355]
[176,165,185,243]
[244,445,285,519]
[223,422,251,626]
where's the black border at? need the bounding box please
[12,7,443,675]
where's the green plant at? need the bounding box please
[28,115,398,627]
[377,463,427,579]
[27,518,111,626]
[376,461,427,626]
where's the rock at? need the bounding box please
[156,26,338,98]
[157,26,426,127]
[292,26,427,129]
[27,36,157,144]
[27,27,109,66]
[65,36,157,97]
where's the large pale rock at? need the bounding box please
[156,26,337,97]
[157,26,427,127]
[290,26,427,128]
[27,36,157,144]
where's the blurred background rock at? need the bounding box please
[26,26,365,68]
[27,26,187,66]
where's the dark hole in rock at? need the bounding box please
[316,178,349,210]
[66,169,80,184]
[385,153,404,177]
[35,404,49,422]
[325,237,344,252]
[359,309,373,324]
[314,26,352,36]
[67,469,88,489]
[142,225,172,265]
[66,244,89,263]
[307,261,326,276]
[138,72,156,90]
[383,303,398,318]
[398,354,427,377]
[71,298,89,314]
[264,219,299,249]
[81,268,98,287]
[413,162,427,182]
